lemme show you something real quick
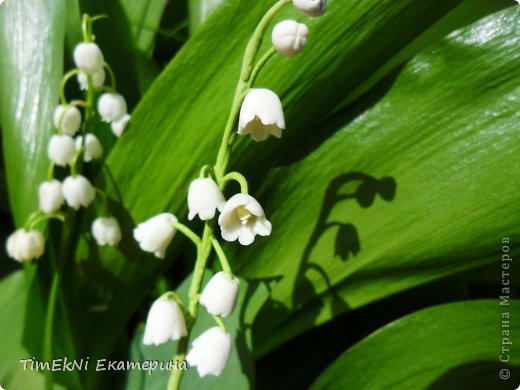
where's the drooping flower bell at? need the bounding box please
[75,133,103,162]
[6,229,45,262]
[200,272,240,317]
[187,178,226,221]
[38,180,64,214]
[77,69,106,90]
[97,93,127,123]
[218,194,272,246]
[133,213,178,259]
[238,89,285,142]
[110,114,131,137]
[47,134,76,167]
[186,327,232,377]
[271,20,309,57]
[143,295,188,345]
[73,42,105,74]
[91,217,122,246]
[62,175,96,209]
[293,0,327,16]
[53,105,82,136]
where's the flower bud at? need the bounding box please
[218,194,272,245]
[143,295,188,345]
[186,327,232,377]
[97,93,127,123]
[77,69,106,90]
[91,217,122,246]
[293,0,326,16]
[62,175,96,210]
[238,89,285,142]
[47,134,76,167]
[73,42,104,74]
[133,213,177,259]
[188,178,225,221]
[272,20,309,57]
[111,114,131,137]
[6,229,45,262]
[53,105,82,136]
[75,133,103,162]
[38,180,64,214]
[200,272,240,317]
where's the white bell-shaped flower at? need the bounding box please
[47,134,76,167]
[53,105,82,136]
[111,114,131,137]
[75,133,103,162]
[200,272,240,317]
[293,0,326,16]
[143,295,188,345]
[77,69,106,90]
[186,327,232,377]
[272,20,309,57]
[62,175,96,209]
[38,180,64,214]
[91,217,121,246]
[97,93,127,123]
[133,213,178,259]
[6,229,45,262]
[73,42,104,74]
[218,194,272,246]
[187,178,225,221]
[238,89,285,142]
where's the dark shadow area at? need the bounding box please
[427,360,520,390]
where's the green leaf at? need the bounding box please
[311,300,520,389]
[242,7,520,356]
[0,0,65,225]
[126,274,269,389]
[188,0,224,34]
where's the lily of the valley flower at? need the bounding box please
[91,217,121,246]
[62,175,96,209]
[47,134,76,167]
[293,0,327,16]
[271,20,309,57]
[238,89,285,142]
[6,229,45,262]
[73,42,105,74]
[218,194,272,246]
[134,213,178,258]
[110,114,131,137]
[53,105,82,135]
[143,295,188,345]
[38,180,64,214]
[186,327,232,377]
[97,93,127,123]
[200,272,240,317]
[77,69,106,90]
[188,178,225,221]
[75,133,103,162]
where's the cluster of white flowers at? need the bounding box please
[6,20,129,262]
[138,0,327,382]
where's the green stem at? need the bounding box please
[213,315,226,331]
[70,147,85,177]
[249,47,276,88]
[173,222,202,247]
[43,270,61,390]
[27,213,65,231]
[210,236,233,278]
[60,69,81,106]
[167,337,188,390]
[47,162,55,181]
[222,171,249,194]
[103,62,117,90]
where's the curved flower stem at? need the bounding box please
[60,69,81,106]
[222,171,249,194]
[173,222,202,247]
[213,0,291,182]
[213,315,226,331]
[199,165,214,179]
[162,291,188,316]
[210,236,233,279]
[103,62,117,90]
[47,162,55,181]
[27,213,65,231]
[248,46,276,88]
[70,147,86,177]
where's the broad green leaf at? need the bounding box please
[188,0,224,34]
[121,0,170,55]
[80,0,509,367]
[126,274,269,389]
[311,300,520,389]
[0,0,65,225]
[240,8,520,356]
